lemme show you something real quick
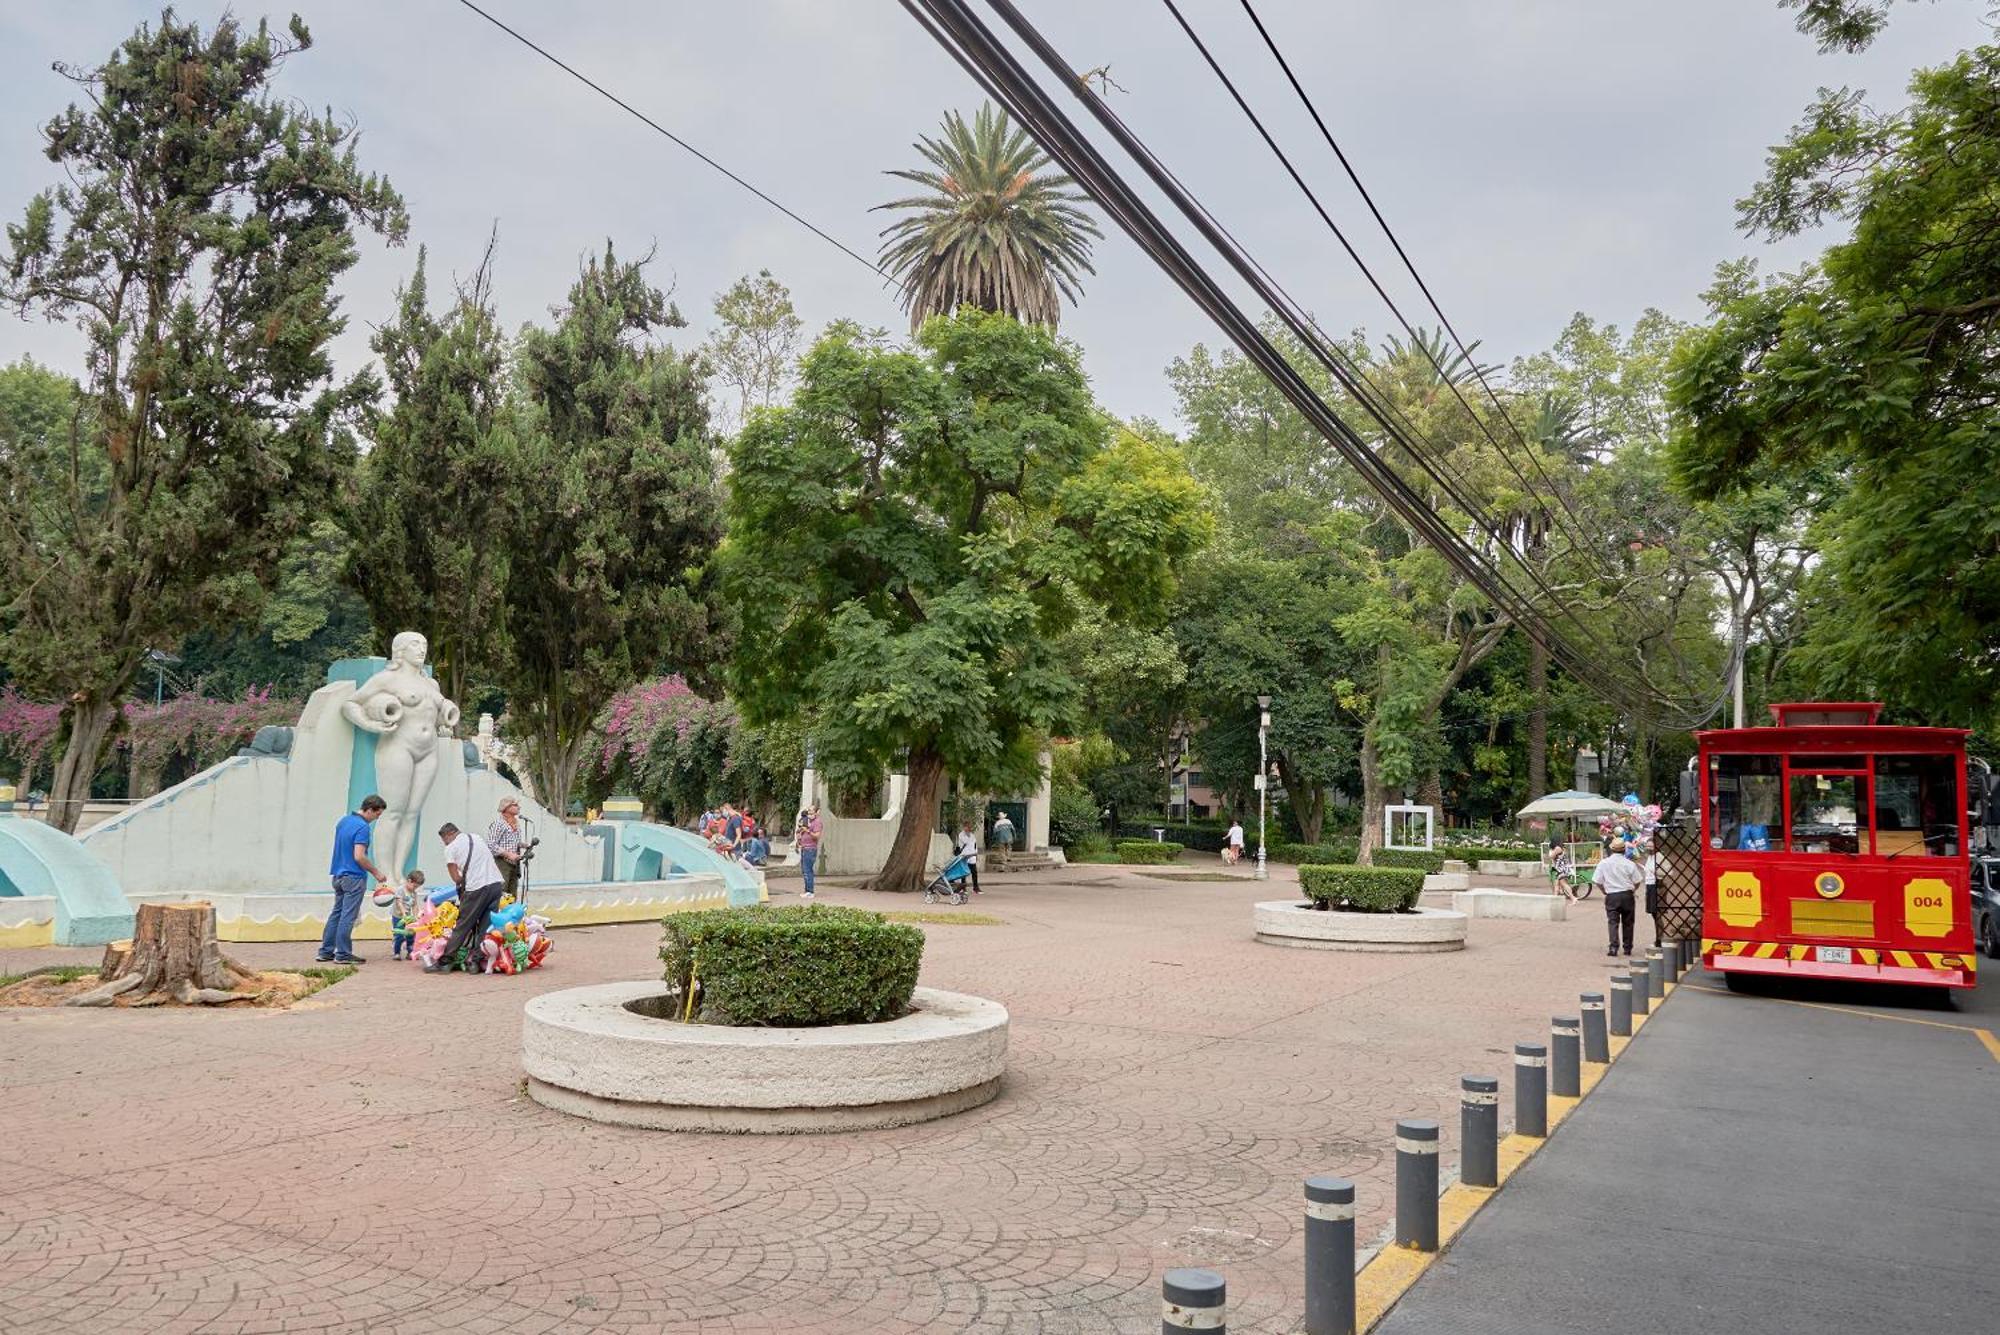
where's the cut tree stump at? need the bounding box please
[65,902,261,1007]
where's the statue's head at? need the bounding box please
[390,631,429,669]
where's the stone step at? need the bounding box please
[988,854,1056,873]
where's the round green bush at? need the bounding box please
[1271,840,1360,865]
[1297,864,1425,913]
[659,905,923,1027]
[1372,847,1447,875]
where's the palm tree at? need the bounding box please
[875,104,1101,333]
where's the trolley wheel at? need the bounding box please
[953,888,968,905]
[1981,914,2000,961]
[922,887,937,904]
[1573,881,1596,902]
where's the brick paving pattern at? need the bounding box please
[1,864,1624,1333]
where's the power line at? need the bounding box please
[450,0,886,281]
[906,0,1720,729]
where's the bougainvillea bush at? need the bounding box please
[580,677,803,825]
[0,687,299,795]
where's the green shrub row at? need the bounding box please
[1443,844,1542,863]
[1116,822,1229,853]
[659,905,923,1027]
[1271,840,1360,864]
[1116,839,1183,864]
[1371,847,1447,874]
[1297,864,1425,913]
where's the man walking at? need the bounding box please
[1225,814,1246,866]
[320,795,390,964]
[426,822,507,974]
[1595,837,1643,961]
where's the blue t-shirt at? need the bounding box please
[330,812,373,878]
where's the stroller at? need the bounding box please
[922,853,975,905]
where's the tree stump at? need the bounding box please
[66,902,261,1007]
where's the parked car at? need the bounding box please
[1974,855,2000,959]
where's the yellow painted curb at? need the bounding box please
[0,920,55,949]
[1353,975,1671,1331]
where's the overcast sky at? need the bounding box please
[1,1,1991,428]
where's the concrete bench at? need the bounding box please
[1450,889,1569,921]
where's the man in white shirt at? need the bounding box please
[1225,817,1245,865]
[425,821,508,974]
[956,822,981,895]
[1594,839,1644,961]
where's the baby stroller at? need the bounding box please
[922,853,975,905]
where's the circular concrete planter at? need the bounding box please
[1253,900,1468,953]
[522,982,1008,1133]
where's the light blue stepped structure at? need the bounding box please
[605,820,765,908]
[0,814,134,946]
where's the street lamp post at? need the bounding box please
[1256,695,1271,881]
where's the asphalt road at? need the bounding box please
[1375,965,2000,1335]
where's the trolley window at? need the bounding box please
[1789,771,1867,855]
[1709,754,1783,851]
[1873,754,1960,857]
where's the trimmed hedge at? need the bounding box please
[1271,840,1360,865]
[1116,822,1229,853]
[1372,848,1447,874]
[1116,839,1184,864]
[659,905,922,1027]
[1443,844,1541,863]
[1297,864,1425,913]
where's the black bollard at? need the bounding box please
[1646,949,1666,1002]
[1460,1075,1499,1188]
[1303,1176,1355,1335]
[1395,1119,1440,1251]
[1581,993,1609,1062]
[1515,1041,1547,1137]
[1609,975,1633,1036]
[1162,1268,1225,1334]
[1662,939,1679,980]
[1552,1016,1581,1096]
[1629,963,1651,1017]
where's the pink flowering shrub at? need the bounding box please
[0,686,298,792]
[581,677,801,824]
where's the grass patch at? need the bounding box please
[0,964,96,989]
[1064,847,1123,864]
[297,964,357,996]
[881,910,1004,927]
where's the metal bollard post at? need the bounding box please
[1303,1176,1355,1335]
[1514,1042,1547,1136]
[1661,939,1679,980]
[1163,1268,1225,1334]
[1394,1119,1440,1251]
[1609,975,1633,1036]
[1629,963,1651,1017]
[1460,1075,1499,1187]
[1646,948,1666,1001]
[1552,1017,1580,1096]
[1581,993,1609,1062]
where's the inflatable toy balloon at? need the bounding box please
[372,883,398,909]
[428,883,458,906]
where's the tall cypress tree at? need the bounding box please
[0,12,405,829]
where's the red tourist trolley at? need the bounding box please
[1697,703,1978,991]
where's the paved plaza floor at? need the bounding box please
[2,864,1624,1333]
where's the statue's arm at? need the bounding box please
[440,697,462,733]
[341,675,399,735]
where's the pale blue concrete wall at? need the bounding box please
[0,816,133,945]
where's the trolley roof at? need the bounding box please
[1695,701,1967,756]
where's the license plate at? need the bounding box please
[1818,946,1852,965]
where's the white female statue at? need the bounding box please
[341,631,460,886]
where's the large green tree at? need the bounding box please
[346,241,515,705]
[1671,11,2000,726]
[876,104,1101,333]
[504,243,726,817]
[703,269,804,433]
[0,12,404,830]
[725,309,1208,890]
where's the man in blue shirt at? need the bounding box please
[319,795,389,965]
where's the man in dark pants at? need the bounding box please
[1595,838,1643,962]
[426,822,507,974]
[318,795,389,964]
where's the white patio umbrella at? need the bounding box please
[1516,791,1628,820]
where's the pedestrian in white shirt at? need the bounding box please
[956,823,982,895]
[1594,840,1644,961]
[425,822,507,974]
[1225,817,1245,865]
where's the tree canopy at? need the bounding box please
[724,308,1208,888]
[0,11,405,829]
